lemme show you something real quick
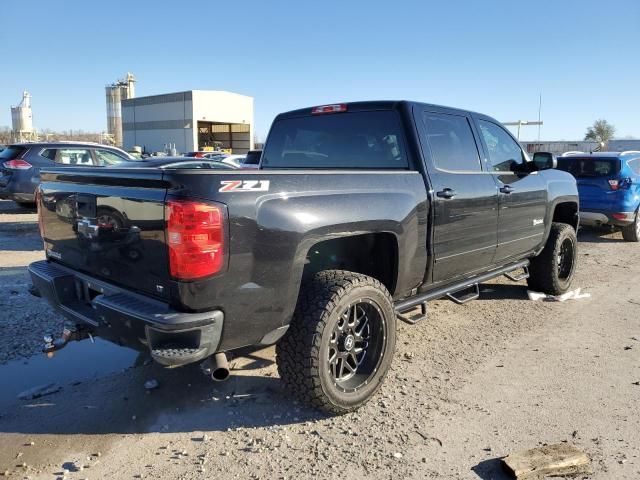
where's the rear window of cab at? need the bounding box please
[262,111,409,169]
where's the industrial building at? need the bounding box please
[105,73,136,147]
[10,91,37,143]
[521,139,640,156]
[121,90,253,154]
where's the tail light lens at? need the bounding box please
[165,200,225,280]
[609,178,632,191]
[3,159,32,170]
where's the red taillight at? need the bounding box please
[609,178,632,191]
[311,103,347,115]
[3,159,32,170]
[612,213,628,220]
[165,200,225,280]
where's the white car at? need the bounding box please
[219,154,246,168]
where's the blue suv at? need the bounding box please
[0,142,133,206]
[556,151,640,241]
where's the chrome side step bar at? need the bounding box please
[395,259,530,324]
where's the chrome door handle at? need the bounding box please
[436,188,456,199]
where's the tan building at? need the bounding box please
[122,90,254,154]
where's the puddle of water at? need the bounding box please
[0,338,142,410]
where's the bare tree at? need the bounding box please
[584,119,616,149]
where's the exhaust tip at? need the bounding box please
[209,352,230,382]
[211,367,230,382]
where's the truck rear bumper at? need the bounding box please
[28,260,223,367]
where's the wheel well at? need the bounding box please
[303,233,398,294]
[552,202,579,230]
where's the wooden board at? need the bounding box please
[502,443,591,479]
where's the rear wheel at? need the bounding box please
[621,211,640,242]
[527,222,577,295]
[276,270,396,414]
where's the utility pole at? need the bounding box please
[503,120,543,140]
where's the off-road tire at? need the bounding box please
[276,270,396,414]
[527,222,577,295]
[621,211,640,242]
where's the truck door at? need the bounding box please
[417,109,499,283]
[474,118,547,262]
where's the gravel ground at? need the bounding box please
[0,201,64,365]
[0,198,638,479]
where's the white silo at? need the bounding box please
[105,73,136,146]
[11,91,36,142]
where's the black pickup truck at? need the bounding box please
[30,101,579,413]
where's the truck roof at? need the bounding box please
[275,100,489,120]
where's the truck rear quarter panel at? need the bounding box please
[167,170,429,350]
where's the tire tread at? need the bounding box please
[276,270,394,414]
[527,222,576,295]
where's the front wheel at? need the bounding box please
[276,270,396,414]
[527,222,577,295]
[621,211,640,242]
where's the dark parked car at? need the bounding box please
[0,142,133,205]
[113,156,237,170]
[31,101,579,413]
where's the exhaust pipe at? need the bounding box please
[209,352,230,382]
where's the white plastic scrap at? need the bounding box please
[527,288,591,302]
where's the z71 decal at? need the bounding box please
[219,180,270,192]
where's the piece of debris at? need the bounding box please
[623,346,632,351]
[392,452,403,459]
[144,379,159,390]
[502,443,591,479]
[17,383,61,400]
[527,288,590,302]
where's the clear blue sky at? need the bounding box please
[1,0,638,141]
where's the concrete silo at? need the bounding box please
[105,73,135,146]
[11,91,37,142]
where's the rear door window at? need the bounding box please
[423,112,482,171]
[262,111,409,169]
[94,149,127,166]
[40,149,57,161]
[56,149,94,165]
[556,157,621,177]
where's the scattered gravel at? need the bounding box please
[1,199,639,479]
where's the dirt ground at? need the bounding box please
[0,198,638,479]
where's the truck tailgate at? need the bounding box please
[38,168,171,300]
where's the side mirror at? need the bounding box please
[532,152,557,171]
